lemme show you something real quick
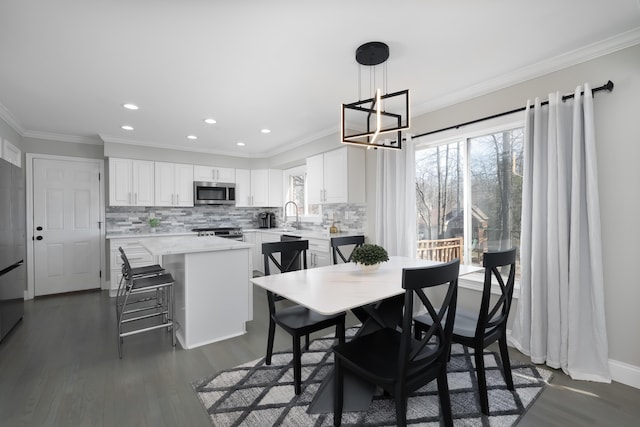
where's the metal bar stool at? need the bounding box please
[115,247,165,320]
[117,250,176,358]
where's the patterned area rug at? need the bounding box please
[193,328,551,426]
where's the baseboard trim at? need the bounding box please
[507,329,640,389]
[609,359,640,390]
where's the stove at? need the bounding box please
[192,227,243,240]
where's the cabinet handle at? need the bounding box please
[128,192,132,204]
[134,193,138,204]
[177,194,180,205]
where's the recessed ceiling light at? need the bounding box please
[187,135,198,140]
[121,125,134,131]
[236,142,245,146]
[122,103,139,110]
[261,128,271,134]
[204,118,217,124]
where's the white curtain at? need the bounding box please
[511,84,611,382]
[375,134,417,257]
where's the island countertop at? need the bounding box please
[138,235,253,256]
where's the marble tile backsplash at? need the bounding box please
[106,204,367,235]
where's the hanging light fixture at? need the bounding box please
[341,41,410,150]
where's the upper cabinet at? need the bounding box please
[154,162,194,207]
[109,158,154,206]
[306,146,365,204]
[193,165,235,183]
[235,169,282,207]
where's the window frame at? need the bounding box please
[282,165,323,223]
[414,113,524,294]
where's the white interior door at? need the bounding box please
[33,158,101,296]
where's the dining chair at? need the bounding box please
[262,240,346,395]
[333,259,459,427]
[330,235,365,264]
[414,248,516,415]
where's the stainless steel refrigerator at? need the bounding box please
[0,156,26,342]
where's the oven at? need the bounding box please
[192,227,243,241]
[193,181,236,205]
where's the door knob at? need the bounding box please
[36,226,43,231]
[36,236,43,240]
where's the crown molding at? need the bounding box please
[412,27,640,117]
[0,101,25,135]
[22,130,103,145]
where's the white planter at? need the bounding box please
[357,262,380,273]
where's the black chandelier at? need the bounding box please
[341,42,410,150]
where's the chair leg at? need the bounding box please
[293,335,302,395]
[336,319,345,345]
[305,333,310,350]
[170,285,176,347]
[474,346,490,415]
[333,358,343,427]
[437,368,454,427]
[266,318,276,365]
[498,335,514,390]
[394,388,408,427]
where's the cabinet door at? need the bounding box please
[216,167,235,183]
[193,165,215,182]
[109,158,132,206]
[306,153,324,204]
[132,160,155,206]
[267,169,283,208]
[174,163,193,206]
[154,161,175,206]
[250,169,269,207]
[323,148,348,203]
[235,169,251,207]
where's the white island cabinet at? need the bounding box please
[138,235,253,349]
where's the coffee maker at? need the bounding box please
[258,212,276,229]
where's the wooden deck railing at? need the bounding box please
[417,237,464,263]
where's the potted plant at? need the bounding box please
[148,217,160,232]
[351,244,389,272]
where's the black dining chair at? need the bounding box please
[262,240,346,395]
[333,259,460,427]
[330,235,365,264]
[414,248,517,415]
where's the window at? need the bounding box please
[283,166,321,220]
[415,123,523,275]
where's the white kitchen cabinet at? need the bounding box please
[235,168,282,207]
[243,231,263,275]
[109,158,154,206]
[306,146,365,204]
[108,238,160,295]
[193,165,235,183]
[154,162,194,207]
[308,238,331,268]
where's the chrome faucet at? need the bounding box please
[283,201,300,230]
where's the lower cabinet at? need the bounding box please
[108,238,160,295]
[308,238,331,268]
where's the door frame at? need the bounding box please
[25,153,106,300]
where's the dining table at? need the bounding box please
[250,255,482,413]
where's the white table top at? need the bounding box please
[138,235,252,256]
[250,256,482,315]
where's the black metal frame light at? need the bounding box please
[341,42,410,150]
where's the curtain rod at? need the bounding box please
[413,80,614,139]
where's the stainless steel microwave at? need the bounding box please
[193,181,236,205]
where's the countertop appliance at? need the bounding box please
[192,227,243,241]
[258,212,276,229]
[0,157,26,343]
[193,181,236,205]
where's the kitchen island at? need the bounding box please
[137,235,253,349]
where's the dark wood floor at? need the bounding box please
[1,289,638,426]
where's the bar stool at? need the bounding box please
[117,250,176,358]
[115,247,165,319]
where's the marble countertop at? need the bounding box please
[137,235,252,256]
[107,231,197,239]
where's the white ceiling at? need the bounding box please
[1,0,639,157]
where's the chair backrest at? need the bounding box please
[261,240,309,315]
[261,240,309,275]
[398,259,459,385]
[477,248,516,338]
[118,247,133,277]
[330,235,365,264]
